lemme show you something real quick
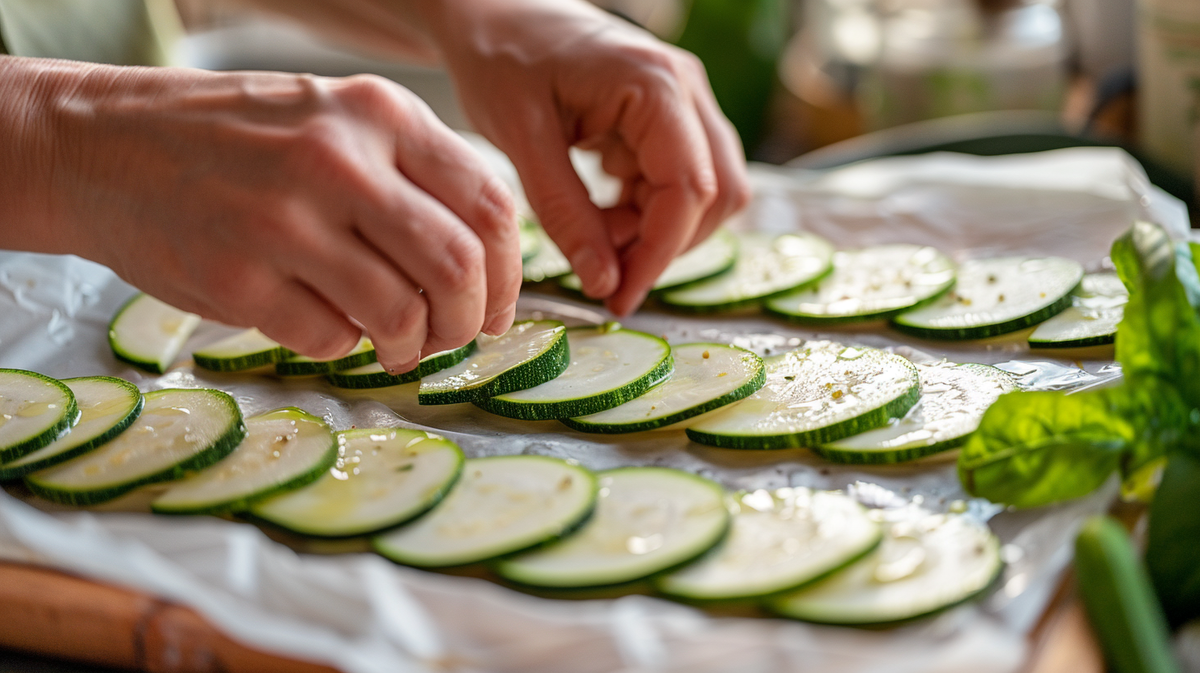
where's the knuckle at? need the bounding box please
[435,231,486,294]
[471,175,518,239]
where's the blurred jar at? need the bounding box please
[1137,0,1200,178]
[813,0,1069,131]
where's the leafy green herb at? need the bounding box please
[1147,453,1200,626]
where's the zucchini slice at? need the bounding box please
[108,293,201,374]
[892,256,1083,340]
[193,329,291,372]
[0,370,78,464]
[151,407,336,515]
[327,343,477,389]
[656,488,881,601]
[518,216,541,262]
[373,455,597,567]
[1028,272,1127,348]
[815,363,1018,464]
[658,232,834,312]
[275,336,375,376]
[522,225,572,283]
[765,245,956,324]
[767,512,1002,625]
[475,324,672,420]
[0,377,141,479]
[563,343,765,434]
[495,467,729,588]
[686,341,920,450]
[251,427,463,537]
[558,229,740,293]
[26,388,245,506]
[418,320,569,405]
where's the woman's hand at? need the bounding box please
[0,57,519,371]
[420,0,752,316]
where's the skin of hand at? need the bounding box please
[413,0,753,315]
[0,56,519,372]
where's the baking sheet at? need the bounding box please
[0,145,1187,673]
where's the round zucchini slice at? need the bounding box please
[151,407,336,515]
[108,293,200,374]
[0,377,141,479]
[251,427,463,537]
[476,324,672,420]
[26,388,245,506]
[418,320,569,405]
[373,455,597,567]
[327,343,477,389]
[892,256,1083,340]
[558,228,739,294]
[276,336,375,376]
[765,245,955,324]
[0,369,78,464]
[815,362,1018,464]
[767,512,1003,625]
[495,467,729,588]
[659,232,834,312]
[193,329,291,372]
[563,343,765,434]
[656,488,881,601]
[686,341,920,450]
[1028,272,1127,348]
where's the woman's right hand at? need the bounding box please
[0,57,519,372]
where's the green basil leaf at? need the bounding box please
[1146,453,1200,626]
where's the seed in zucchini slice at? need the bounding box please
[656,488,881,601]
[767,512,1002,625]
[26,388,245,506]
[892,256,1083,340]
[193,329,292,372]
[327,343,477,389]
[418,320,569,405]
[686,341,920,450]
[373,455,597,567]
[475,324,672,420]
[815,362,1018,464]
[108,293,201,374]
[0,376,142,480]
[0,369,78,464]
[765,245,956,324]
[152,407,336,515]
[495,467,730,589]
[658,232,834,312]
[1028,272,1127,348]
[251,427,463,537]
[562,343,765,433]
[558,229,740,294]
[276,336,375,376]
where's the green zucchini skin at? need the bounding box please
[891,290,1075,340]
[767,283,954,326]
[418,331,570,405]
[685,383,920,451]
[809,434,963,465]
[660,266,833,315]
[0,377,143,480]
[327,342,477,390]
[0,369,79,464]
[276,346,376,377]
[1028,333,1116,349]
[25,389,246,507]
[193,344,293,372]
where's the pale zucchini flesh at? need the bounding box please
[0,369,78,464]
[495,467,730,588]
[327,343,477,389]
[686,341,920,450]
[193,329,291,372]
[152,407,335,514]
[108,293,201,374]
[26,388,245,506]
[476,325,672,420]
[0,377,142,479]
[815,363,1018,464]
[373,455,597,567]
[558,229,739,293]
[892,256,1083,340]
[418,320,569,405]
[765,245,956,324]
[563,343,765,434]
[768,512,1003,625]
[659,232,834,312]
[656,488,881,600]
[251,428,463,537]
[1028,272,1127,348]
[276,336,375,376]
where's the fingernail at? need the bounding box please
[382,354,420,375]
[484,307,516,336]
[573,248,617,298]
